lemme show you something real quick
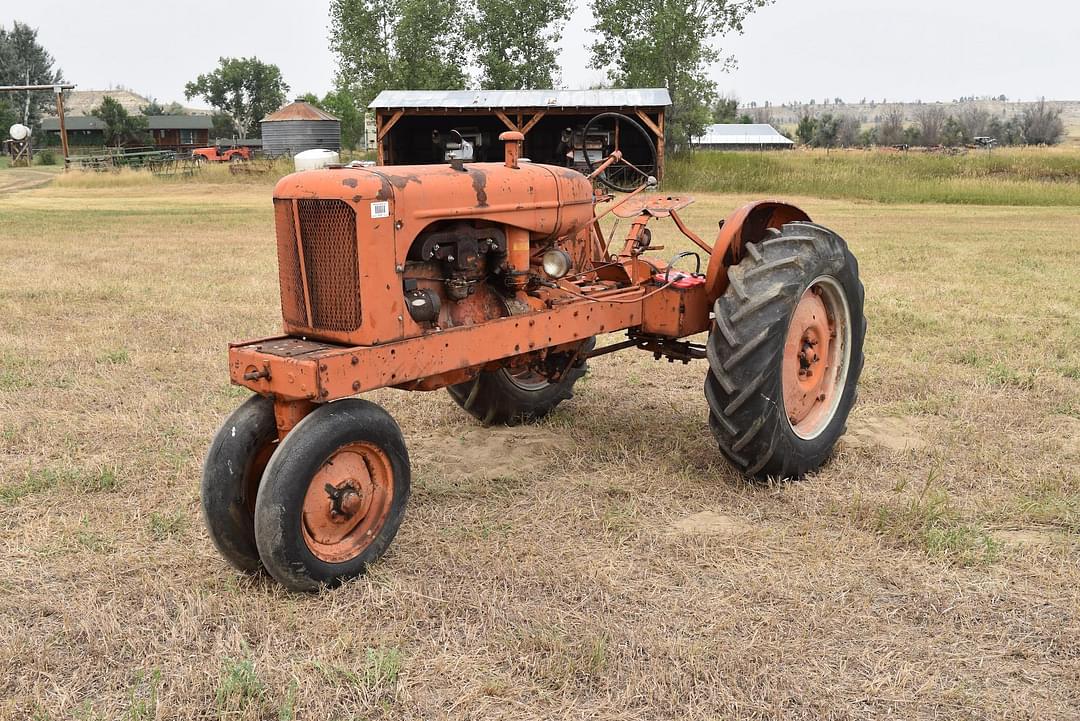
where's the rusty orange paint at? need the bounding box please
[232,138,822,435]
[782,286,836,434]
[704,201,812,300]
[301,441,394,563]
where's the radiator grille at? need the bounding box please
[274,198,361,332]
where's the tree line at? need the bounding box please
[789,102,1066,149]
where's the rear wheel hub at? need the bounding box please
[782,277,852,440]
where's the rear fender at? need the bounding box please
[704,201,812,302]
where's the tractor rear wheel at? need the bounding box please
[447,339,594,425]
[254,399,410,592]
[201,394,279,573]
[705,222,865,479]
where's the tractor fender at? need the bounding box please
[704,201,812,302]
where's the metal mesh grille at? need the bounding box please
[274,199,361,332]
[296,199,361,331]
[274,199,307,327]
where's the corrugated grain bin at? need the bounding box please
[261,99,342,157]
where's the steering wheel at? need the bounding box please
[582,112,659,193]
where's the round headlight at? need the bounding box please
[541,249,572,279]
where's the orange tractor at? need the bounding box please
[203,115,865,591]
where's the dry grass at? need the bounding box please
[0,169,1078,720]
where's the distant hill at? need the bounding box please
[739,100,1080,145]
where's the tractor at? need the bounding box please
[203,114,865,592]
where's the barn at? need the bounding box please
[368,88,671,179]
[693,123,795,151]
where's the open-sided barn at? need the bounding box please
[368,88,671,179]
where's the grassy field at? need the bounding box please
[668,147,1080,206]
[0,158,1078,719]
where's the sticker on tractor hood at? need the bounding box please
[370,201,390,219]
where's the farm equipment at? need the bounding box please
[203,114,866,591]
[192,145,252,164]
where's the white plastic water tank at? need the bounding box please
[9,124,30,141]
[294,148,340,171]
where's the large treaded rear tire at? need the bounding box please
[447,338,595,426]
[705,222,865,479]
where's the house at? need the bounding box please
[694,124,795,151]
[368,88,671,179]
[41,114,212,152]
[39,89,212,153]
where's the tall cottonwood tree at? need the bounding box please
[184,57,289,138]
[588,0,771,149]
[330,0,469,106]
[0,21,64,129]
[469,0,571,89]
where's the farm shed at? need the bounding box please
[368,88,671,178]
[694,123,795,151]
[260,100,342,157]
[41,114,212,152]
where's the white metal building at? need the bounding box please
[694,124,795,150]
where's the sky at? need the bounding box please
[8,0,1076,109]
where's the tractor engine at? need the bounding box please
[271,135,595,353]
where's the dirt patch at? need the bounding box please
[1059,416,1080,456]
[842,415,927,452]
[0,168,56,196]
[669,510,754,537]
[994,529,1061,547]
[411,425,570,480]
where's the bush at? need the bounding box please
[34,149,57,166]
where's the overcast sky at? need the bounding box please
[10,0,1076,108]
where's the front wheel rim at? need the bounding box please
[782,276,852,441]
[301,442,395,563]
[504,368,551,392]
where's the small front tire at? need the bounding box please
[201,394,279,573]
[254,399,410,592]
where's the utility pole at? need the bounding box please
[0,83,77,164]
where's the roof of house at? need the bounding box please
[262,100,340,122]
[41,115,213,131]
[369,88,672,110]
[695,123,795,146]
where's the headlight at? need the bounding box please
[541,249,572,279]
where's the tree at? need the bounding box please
[878,108,905,146]
[713,96,739,123]
[91,96,150,147]
[837,115,861,147]
[941,116,967,147]
[185,57,289,139]
[811,113,840,148]
[470,0,570,88]
[959,107,990,140]
[330,0,468,108]
[1021,99,1065,145]
[140,98,187,116]
[0,21,64,129]
[795,114,817,145]
[589,0,772,150]
[914,105,946,146]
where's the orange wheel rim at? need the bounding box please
[301,442,395,563]
[782,277,851,440]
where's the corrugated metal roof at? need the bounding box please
[41,115,212,131]
[262,100,340,122]
[369,88,672,110]
[695,123,794,146]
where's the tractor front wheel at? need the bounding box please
[253,399,410,592]
[705,222,865,479]
[201,394,279,573]
[447,339,594,425]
